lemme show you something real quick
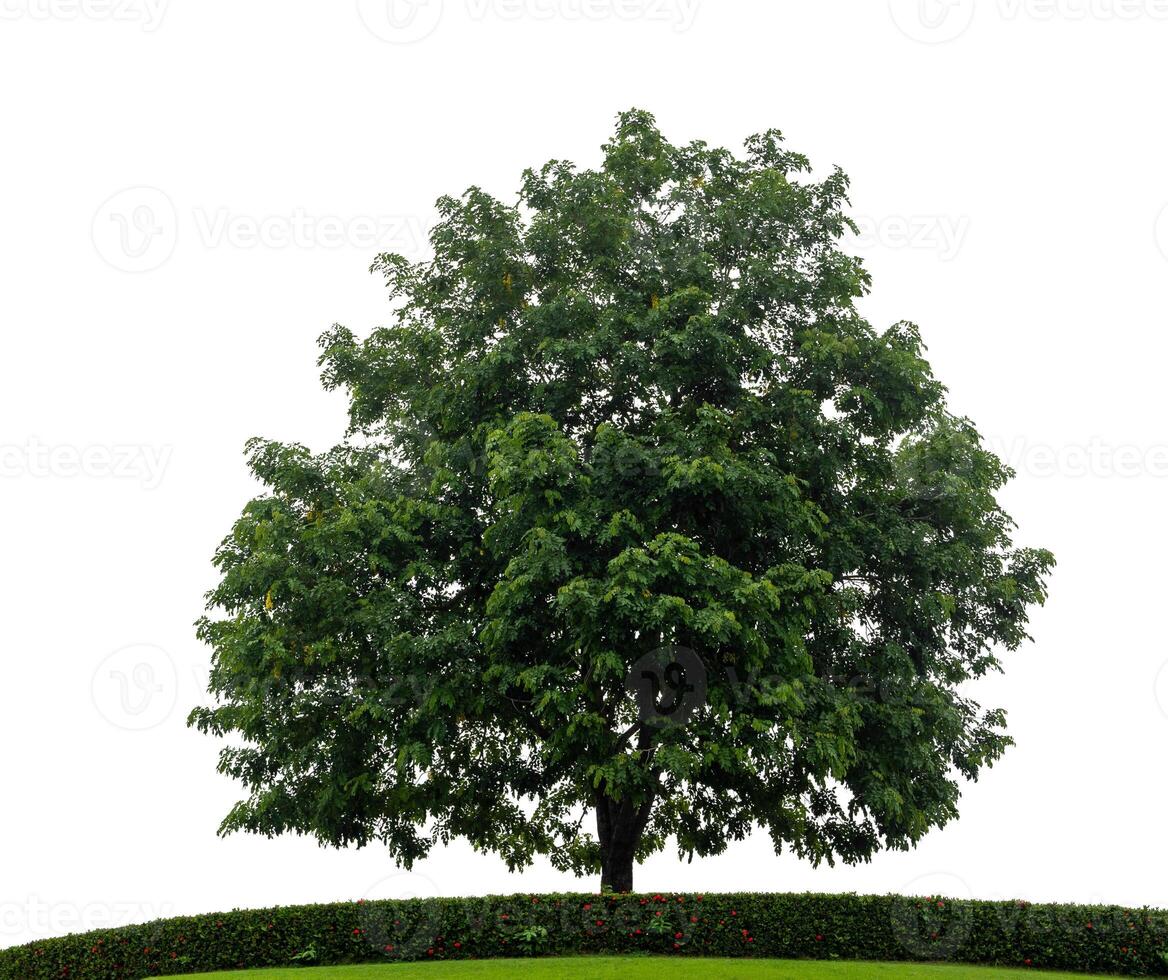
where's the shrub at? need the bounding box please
[1,891,1165,979]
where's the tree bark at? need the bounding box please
[595,790,655,893]
[601,843,636,893]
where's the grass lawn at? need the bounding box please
[163,958,1121,979]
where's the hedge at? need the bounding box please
[2,891,1166,979]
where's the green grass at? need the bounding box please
[161,957,1123,979]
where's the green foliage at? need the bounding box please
[1,893,1163,979]
[289,943,317,963]
[516,924,549,951]
[189,109,1053,886]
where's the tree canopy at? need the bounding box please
[190,109,1053,892]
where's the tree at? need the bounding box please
[190,110,1053,893]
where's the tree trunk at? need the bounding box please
[601,844,635,893]
[595,791,654,893]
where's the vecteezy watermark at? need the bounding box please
[892,0,1168,43]
[358,0,700,44]
[888,0,977,43]
[91,644,179,731]
[0,0,168,30]
[1154,203,1168,263]
[92,187,178,273]
[849,214,972,261]
[625,645,707,728]
[995,0,1168,20]
[1155,660,1168,720]
[93,189,432,273]
[190,208,430,254]
[995,436,1168,480]
[357,872,443,959]
[897,434,1168,502]
[0,439,172,489]
[0,897,177,942]
[889,872,976,960]
[357,0,445,42]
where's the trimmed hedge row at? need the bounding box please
[2,891,1166,979]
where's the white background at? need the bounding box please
[2,0,1166,950]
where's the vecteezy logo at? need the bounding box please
[889,872,975,960]
[625,645,707,728]
[91,187,178,273]
[1154,204,1168,263]
[358,871,443,958]
[888,0,976,43]
[357,0,444,43]
[91,644,179,731]
[891,430,978,503]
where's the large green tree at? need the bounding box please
[191,110,1053,893]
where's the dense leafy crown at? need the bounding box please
[191,110,1053,881]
